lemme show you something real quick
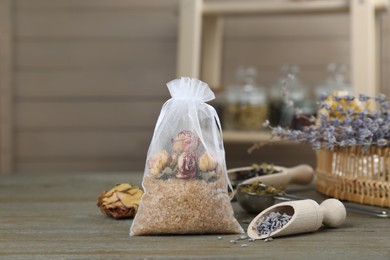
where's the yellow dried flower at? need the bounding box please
[97,183,143,219]
[198,151,217,172]
[147,150,170,177]
[317,90,366,124]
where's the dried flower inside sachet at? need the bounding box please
[147,150,171,177]
[172,130,200,152]
[198,151,217,172]
[176,151,197,179]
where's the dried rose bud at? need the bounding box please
[147,150,170,177]
[97,183,143,219]
[176,152,197,179]
[198,151,217,172]
[172,130,200,153]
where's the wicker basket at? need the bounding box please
[316,146,390,207]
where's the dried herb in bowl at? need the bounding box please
[236,181,285,213]
[238,181,284,196]
[230,163,281,189]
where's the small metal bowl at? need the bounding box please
[236,187,276,214]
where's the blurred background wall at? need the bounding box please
[0,0,388,174]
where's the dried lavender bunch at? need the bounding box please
[255,211,292,237]
[264,93,390,150]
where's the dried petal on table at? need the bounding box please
[97,183,144,219]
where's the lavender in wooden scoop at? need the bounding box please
[248,199,346,239]
[255,211,293,237]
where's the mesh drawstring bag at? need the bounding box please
[130,77,243,235]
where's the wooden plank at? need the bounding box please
[223,130,283,144]
[1,172,390,258]
[16,131,153,159]
[351,0,377,96]
[225,143,316,169]
[15,0,178,9]
[224,13,349,38]
[379,12,389,96]
[15,101,163,128]
[176,0,202,78]
[383,11,390,30]
[16,160,146,174]
[15,11,177,38]
[203,0,348,15]
[15,69,174,98]
[222,40,349,72]
[203,0,388,15]
[15,41,176,68]
[11,0,179,175]
[221,65,348,89]
[201,15,224,89]
[0,0,14,175]
[222,65,349,94]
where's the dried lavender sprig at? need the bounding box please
[263,93,390,151]
[255,211,292,237]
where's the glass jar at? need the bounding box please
[224,67,267,131]
[268,64,309,127]
[314,63,352,101]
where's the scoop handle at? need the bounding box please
[242,164,313,188]
[285,164,314,185]
[319,199,347,227]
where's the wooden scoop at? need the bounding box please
[247,199,346,239]
[228,164,314,189]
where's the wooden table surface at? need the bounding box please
[0,172,389,259]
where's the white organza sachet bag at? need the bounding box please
[130,77,243,235]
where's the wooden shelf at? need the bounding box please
[222,130,289,144]
[177,0,389,93]
[177,0,389,143]
[203,0,388,15]
[203,0,348,15]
